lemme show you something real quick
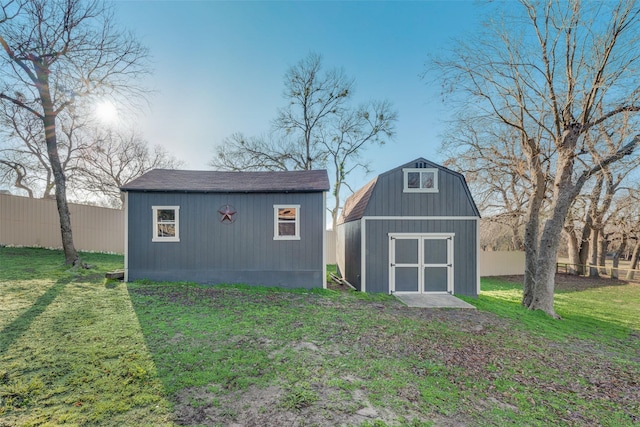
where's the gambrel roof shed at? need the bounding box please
[336,158,480,296]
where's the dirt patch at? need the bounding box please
[495,273,632,292]
[173,382,403,427]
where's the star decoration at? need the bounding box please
[218,204,237,223]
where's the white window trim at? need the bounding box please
[152,205,180,242]
[403,168,439,193]
[273,204,300,240]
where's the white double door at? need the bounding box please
[389,233,453,294]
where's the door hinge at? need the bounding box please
[447,264,452,267]
[390,263,395,267]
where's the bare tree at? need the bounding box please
[274,53,353,171]
[0,0,149,265]
[0,158,33,196]
[623,189,640,279]
[0,101,88,198]
[76,128,183,208]
[433,0,640,317]
[210,53,397,228]
[442,117,538,251]
[211,133,299,172]
[562,120,640,276]
[321,101,396,227]
[600,188,640,279]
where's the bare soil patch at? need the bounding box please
[493,272,633,292]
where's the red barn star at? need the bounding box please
[218,205,237,223]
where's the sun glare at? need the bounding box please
[95,101,119,123]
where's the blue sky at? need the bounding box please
[112,0,484,192]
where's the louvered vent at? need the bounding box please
[415,161,428,168]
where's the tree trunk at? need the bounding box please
[565,227,580,275]
[511,225,524,251]
[331,172,341,230]
[611,235,626,279]
[521,197,542,308]
[588,228,600,277]
[577,214,593,275]
[522,145,546,308]
[36,66,80,266]
[527,212,565,318]
[626,239,640,280]
[598,236,608,276]
[524,138,583,318]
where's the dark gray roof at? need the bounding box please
[121,169,330,193]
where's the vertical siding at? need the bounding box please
[0,193,124,253]
[325,229,337,264]
[126,191,325,288]
[336,220,361,290]
[364,163,479,218]
[364,219,478,296]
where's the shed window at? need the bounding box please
[152,206,180,242]
[274,205,300,240]
[403,168,438,193]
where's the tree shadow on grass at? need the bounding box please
[0,277,70,355]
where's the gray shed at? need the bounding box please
[121,169,330,289]
[336,158,480,296]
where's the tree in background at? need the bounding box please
[620,189,640,279]
[0,0,149,265]
[210,53,397,228]
[76,128,183,208]
[434,0,640,317]
[0,103,86,199]
[442,118,535,251]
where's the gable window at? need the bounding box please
[403,168,438,193]
[274,205,300,240]
[152,206,180,242]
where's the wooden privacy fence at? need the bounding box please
[479,251,525,276]
[556,262,640,281]
[0,193,124,254]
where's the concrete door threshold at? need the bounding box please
[394,293,476,309]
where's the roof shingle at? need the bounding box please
[337,176,378,225]
[121,169,330,193]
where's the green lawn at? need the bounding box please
[1,247,638,426]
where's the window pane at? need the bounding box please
[421,172,435,189]
[278,222,296,236]
[407,172,420,188]
[278,207,296,220]
[157,209,175,222]
[157,224,175,237]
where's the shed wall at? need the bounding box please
[364,218,478,296]
[126,191,325,288]
[337,220,362,290]
[364,164,478,218]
